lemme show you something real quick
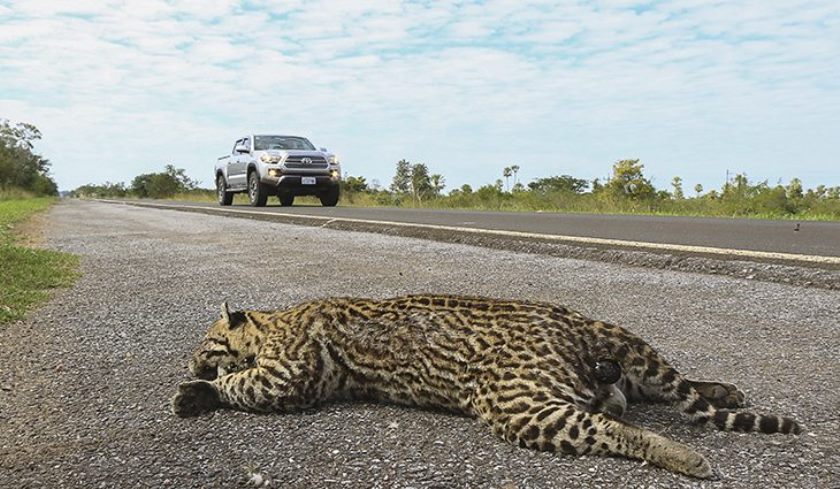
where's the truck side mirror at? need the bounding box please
[319,147,327,152]
[235,145,249,154]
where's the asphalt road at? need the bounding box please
[1,200,838,488]
[146,200,840,259]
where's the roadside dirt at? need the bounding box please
[8,210,47,246]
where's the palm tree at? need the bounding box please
[430,174,445,196]
[510,165,520,186]
[502,167,512,192]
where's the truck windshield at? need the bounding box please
[254,136,316,151]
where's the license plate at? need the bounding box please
[301,177,316,185]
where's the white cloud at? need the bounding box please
[0,0,838,191]
[448,20,495,39]
[8,0,107,16]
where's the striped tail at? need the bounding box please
[677,381,802,434]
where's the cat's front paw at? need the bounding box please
[171,380,220,417]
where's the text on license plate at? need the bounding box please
[301,177,316,185]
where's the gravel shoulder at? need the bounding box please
[108,200,840,290]
[1,200,837,488]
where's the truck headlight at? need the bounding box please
[328,154,340,165]
[260,154,281,163]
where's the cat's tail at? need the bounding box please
[678,381,802,434]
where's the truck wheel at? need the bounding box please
[217,175,233,206]
[278,192,295,207]
[319,186,340,207]
[248,171,268,207]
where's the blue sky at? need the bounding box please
[1,0,838,193]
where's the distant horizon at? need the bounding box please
[2,1,838,193]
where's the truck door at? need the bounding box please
[228,138,248,188]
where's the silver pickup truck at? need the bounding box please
[214,134,341,207]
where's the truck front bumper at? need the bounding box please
[263,174,339,196]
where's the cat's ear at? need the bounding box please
[220,302,231,322]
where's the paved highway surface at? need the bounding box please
[139,200,840,259]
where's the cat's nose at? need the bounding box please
[189,359,218,380]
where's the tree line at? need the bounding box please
[71,165,198,199]
[5,115,837,220]
[339,158,840,219]
[0,119,58,196]
[69,154,840,219]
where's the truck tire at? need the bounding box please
[217,175,233,206]
[248,171,268,207]
[278,191,295,207]
[319,186,340,207]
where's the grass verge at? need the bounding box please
[0,196,79,323]
[162,190,840,221]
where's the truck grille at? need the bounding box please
[285,155,328,169]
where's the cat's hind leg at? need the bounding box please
[471,387,714,478]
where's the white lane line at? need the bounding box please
[100,200,840,265]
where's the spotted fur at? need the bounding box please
[171,295,802,478]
